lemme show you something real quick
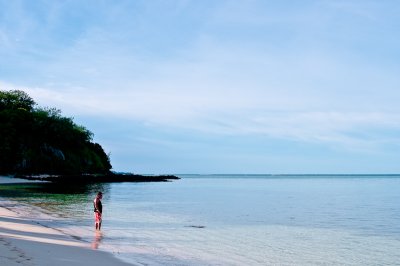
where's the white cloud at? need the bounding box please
[2,78,399,154]
[2,0,400,158]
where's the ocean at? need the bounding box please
[1,175,400,265]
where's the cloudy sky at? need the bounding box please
[1,0,400,174]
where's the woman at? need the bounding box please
[93,192,103,230]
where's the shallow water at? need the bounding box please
[1,175,400,265]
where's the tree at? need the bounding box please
[0,90,35,111]
[0,89,112,175]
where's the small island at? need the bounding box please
[0,90,179,182]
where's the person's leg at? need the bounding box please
[97,213,102,230]
[95,212,100,230]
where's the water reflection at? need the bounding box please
[0,182,112,220]
[27,182,110,195]
[0,182,110,198]
[91,230,103,249]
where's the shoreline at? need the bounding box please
[0,176,133,266]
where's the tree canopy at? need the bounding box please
[0,90,111,175]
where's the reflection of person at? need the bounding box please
[91,230,103,249]
[93,192,103,230]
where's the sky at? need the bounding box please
[1,0,400,174]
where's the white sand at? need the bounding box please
[0,176,132,266]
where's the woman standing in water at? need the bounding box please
[94,192,103,230]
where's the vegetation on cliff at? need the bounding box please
[0,90,112,175]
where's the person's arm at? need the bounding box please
[94,199,99,212]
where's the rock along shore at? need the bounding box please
[15,172,180,183]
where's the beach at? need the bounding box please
[0,176,131,266]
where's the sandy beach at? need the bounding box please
[0,176,132,266]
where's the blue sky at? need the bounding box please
[1,0,400,174]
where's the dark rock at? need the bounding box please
[15,173,180,183]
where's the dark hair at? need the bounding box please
[97,192,103,196]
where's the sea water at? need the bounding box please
[1,175,400,265]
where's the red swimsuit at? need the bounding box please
[94,199,102,223]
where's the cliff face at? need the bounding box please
[0,90,112,175]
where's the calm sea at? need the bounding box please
[1,175,400,265]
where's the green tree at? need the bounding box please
[0,90,35,111]
[0,89,112,175]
